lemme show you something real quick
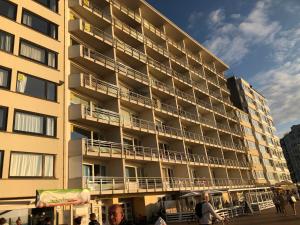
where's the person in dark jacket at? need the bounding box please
[108,204,134,225]
[89,213,100,225]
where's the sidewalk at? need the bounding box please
[169,202,300,225]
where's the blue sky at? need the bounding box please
[146,0,300,137]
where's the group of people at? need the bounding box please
[0,217,23,225]
[273,190,297,216]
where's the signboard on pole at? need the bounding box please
[36,188,90,208]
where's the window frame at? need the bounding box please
[19,38,58,69]
[21,9,58,39]
[33,0,58,13]
[0,29,14,53]
[9,151,55,178]
[0,0,17,21]
[13,109,57,137]
[0,150,4,178]
[16,71,57,101]
[0,106,8,131]
[0,65,11,90]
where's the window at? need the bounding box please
[14,110,56,137]
[9,152,54,177]
[16,72,57,101]
[0,151,4,178]
[34,0,58,13]
[19,39,57,68]
[22,9,58,39]
[0,30,14,53]
[0,106,8,131]
[0,0,17,20]
[0,66,11,89]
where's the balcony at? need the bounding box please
[186,51,201,64]
[192,80,208,94]
[212,105,226,115]
[150,79,175,95]
[119,88,153,108]
[69,104,121,127]
[82,176,253,194]
[183,130,204,143]
[203,136,221,147]
[208,156,226,167]
[175,89,195,103]
[159,150,188,164]
[147,57,172,77]
[156,124,183,139]
[199,117,216,128]
[69,73,118,99]
[196,99,212,111]
[206,75,219,87]
[111,0,141,23]
[144,38,169,58]
[143,20,166,40]
[115,39,147,63]
[179,110,199,123]
[113,18,144,43]
[154,101,178,117]
[217,123,231,133]
[168,39,185,53]
[123,117,156,133]
[169,54,189,69]
[69,0,111,25]
[173,71,192,85]
[188,154,208,165]
[69,19,113,48]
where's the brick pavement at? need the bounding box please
[168,202,300,225]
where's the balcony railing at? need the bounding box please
[156,102,178,115]
[212,105,226,115]
[192,80,208,93]
[199,117,216,127]
[206,75,219,86]
[159,150,187,162]
[111,0,141,23]
[113,18,144,42]
[81,20,113,43]
[156,124,183,137]
[83,176,253,193]
[147,57,172,76]
[179,109,198,121]
[84,139,122,155]
[169,54,188,68]
[175,89,195,102]
[186,51,201,63]
[119,88,153,107]
[150,78,174,94]
[172,71,191,84]
[183,130,204,142]
[125,117,156,131]
[188,154,208,164]
[82,46,116,70]
[143,20,166,40]
[84,105,121,124]
[208,156,225,165]
[167,39,185,53]
[115,39,147,63]
[203,136,220,146]
[196,99,212,110]
[116,61,149,84]
[144,38,168,57]
[82,74,118,96]
[217,123,231,133]
[80,0,112,21]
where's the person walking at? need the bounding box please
[195,192,224,225]
[272,193,281,214]
[16,217,22,225]
[287,190,297,215]
[278,191,287,216]
[89,213,100,225]
[74,216,82,225]
[108,204,134,225]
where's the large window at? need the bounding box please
[34,0,58,13]
[0,106,8,131]
[0,0,17,20]
[9,152,54,177]
[0,30,14,53]
[19,39,57,68]
[0,151,3,178]
[0,66,11,89]
[14,110,56,137]
[16,72,57,101]
[22,9,58,39]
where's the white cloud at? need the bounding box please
[187,11,203,29]
[230,14,241,19]
[204,0,281,64]
[208,9,225,25]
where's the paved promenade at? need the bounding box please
[169,202,300,225]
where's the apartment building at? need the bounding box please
[0,0,67,222]
[227,76,291,185]
[0,0,279,224]
[280,124,300,183]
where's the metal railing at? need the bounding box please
[81,0,112,21]
[179,109,198,121]
[167,39,185,52]
[119,88,153,107]
[111,0,141,23]
[208,156,225,165]
[143,20,166,39]
[81,20,113,43]
[115,61,149,83]
[144,38,168,57]
[175,89,195,102]
[84,105,121,124]
[196,99,212,110]
[126,116,156,131]
[115,39,147,62]
[85,139,122,155]
[159,150,187,162]
[150,78,174,94]
[192,80,208,93]
[173,71,191,84]
[82,74,119,96]
[183,130,204,142]
[113,18,144,42]
[156,102,178,115]
[156,124,183,137]
[82,46,116,70]
[203,136,220,146]
[199,117,216,127]
[188,154,208,164]
[147,57,172,76]
[169,53,188,68]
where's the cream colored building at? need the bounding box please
[228,77,291,185]
[0,0,283,224]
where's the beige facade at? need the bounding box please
[0,0,285,224]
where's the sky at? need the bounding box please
[146,0,300,137]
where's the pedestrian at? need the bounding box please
[89,213,100,225]
[287,190,297,215]
[108,204,134,225]
[195,192,224,225]
[16,217,22,225]
[272,193,281,214]
[278,191,287,216]
[0,218,7,225]
[74,216,82,225]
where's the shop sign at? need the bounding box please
[36,188,90,207]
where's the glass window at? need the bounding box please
[34,0,58,12]
[16,72,57,101]
[14,110,56,137]
[0,30,14,53]
[0,66,11,89]
[0,0,17,20]
[19,39,57,68]
[9,152,54,177]
[0,150,3,178]
[0,106,8,131]
[22,10,58,39]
